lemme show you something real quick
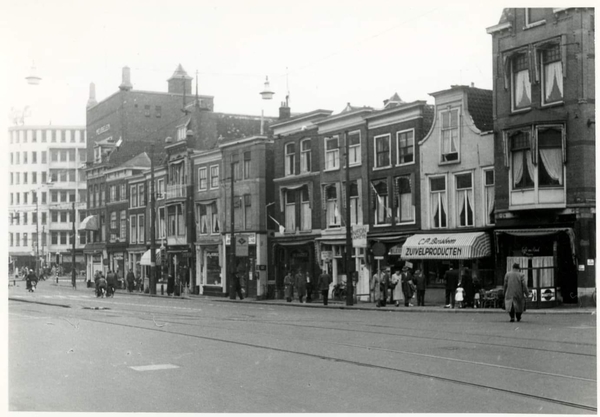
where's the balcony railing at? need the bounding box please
[166,184,187,199]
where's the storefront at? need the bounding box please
[272,238,318,300]
[494,228,577,307]
[401,231,494,289]
[225,233,268,299]
[139,248,163,289]
[195,237,223,296]
[83,243,106,283]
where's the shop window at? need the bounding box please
[374,134,391,168]
[430,176,447,228]
[455,172,474,227]
[325,137,339,170]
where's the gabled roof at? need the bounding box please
[168,64,192,81]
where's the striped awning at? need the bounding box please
[140,249,162,266]
[401,232,491,260]
[78,215,99,231]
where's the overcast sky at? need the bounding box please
[0,1,585,127]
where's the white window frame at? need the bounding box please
[325,184,340,227]
[324,136,340,171]
[455,172,474,227]
[373,134,391,169]
[285,190,296,232]
[300,139,311,173]
[198,167,208,190]
[440,108,460,163]
[285,142,296,176]
[138,214,145,243]
[396,128,415,166]
[540,43,564,107]
[120,210,126,240]
[300,186,311,231]
[525,8,546,28]
[372,181,391,226]
[348,131,361,166]
[157,179,164,199]
[130,215,137,244]
[210,203,219,234]
[395,175,415,224]
[429,175,448,229]
[510,53,532,113]
[483,168,495,226]
[110,211,117,229]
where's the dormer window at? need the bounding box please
[525,8,546,28]
[177,126,187,141]
[440,108,459,162]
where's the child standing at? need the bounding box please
[455,285,465,308]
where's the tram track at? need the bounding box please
[73,314,598,413]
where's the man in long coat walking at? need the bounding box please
[504,263,529,322]
[294,267,308,303]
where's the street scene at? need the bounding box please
[5,2,596,413]
[9,280,597,413]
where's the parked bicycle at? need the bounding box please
[331,281,347,301]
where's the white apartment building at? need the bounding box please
[8,125,87,274]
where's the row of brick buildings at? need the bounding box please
[81,8,595,306]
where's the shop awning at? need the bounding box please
[78,215,99,231]
[140,249,162,266]
[401,232,491,260]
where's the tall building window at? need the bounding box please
[300,139,311,173]
[130,215,137,243]
[232,162,241,181]
[60,232,67,244]
[110,211,117,229]
[138,214,145,243]
[511,130,534,190]
[138,183,145,206]
[120,184,126,201]
[484,169,495,226]
[325,137,340,170]
[397,129,415,165]
[16,233,21,246]
[325,184,340,227]
[285,143,295,176]
[176,204,184,236]
[42,212,47,224]
[395,175,414,223]
[130,185,137,208]
[23,233,28,246]
[511,53,532,111]
[42,151,47,163]
[374,134,391,168]
[210,165,219,188]
[372,180,390,225]
[32,172,37,184]
[32,151,37,164]
[430,176,447,228]
[525,8,545,26]
[285,190,296,232]
[300,186,312,231]
[210,203,219,234]
[144,105,151,117]
[537,126,564,187]
[455,172,474,227]
[120,211,126,240]
[349,182,359,226]
[23,152,28,164]
[541,44,563,105]
[441,109,459,162]
[110,185,116,202]
[348,131,361,165]
[243,194,252,230]
[197,204,208,234]
[243,152,251,179]
[198,167,207,190]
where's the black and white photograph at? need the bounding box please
[3,1,596,413]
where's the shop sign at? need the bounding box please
[321,251,333,261]
[587,259,595,266]
[113,253,124,260]
[351,225,368,248]
[225,233,256,246]
[374,256,384,260]
[93,254,102,262]
[521,246,541,257]
[236,236,248,257]
[540,288,555,302]
[96,124,110,135]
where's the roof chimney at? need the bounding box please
[279,98,291,120]
[87,82,98,108]
[470,82,475,88]
[119,66,133,91]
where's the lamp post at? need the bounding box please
[228,157,236,299]
[259,76,274,135]
[149,142,157,295]
[344,131,354,306]
[71,200,76,289]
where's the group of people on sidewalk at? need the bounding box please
[371,266,426,308]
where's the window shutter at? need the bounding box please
[527,45,535,84]
[503,55,510,90]
[279,187,285,213]
[503,132,510,168]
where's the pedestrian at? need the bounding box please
[371,268,388,307]
[401,266,414,307]
[106,269,117,297]
[167,273,175,296]
[473,276,483,308]
[391,269,404,307]
[413,268,426,306]
[444,266,459,308]
[455,284,465,308]
[234,266,245,300]
[317,268,333,306]
[462,267,474,307]
[389,268,400,305]
[284,270,294,302]
[295,267,308,303]
[306,272,313,303]
[126,269,136,293]
[503,263,529,323]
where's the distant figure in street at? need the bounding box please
[444,267,459,308]
[234,265,245,300]
[391,269,403,307]
[413,268,426,306]
[306,272,313,303]
[317,268,333,306]
[401,266,414,307]
[461,267,474,308]
[504,263,529,323]
[294,268,308,303]
[371,268,389,308]
[26,269,38,292]
[126,269,136,293]
[284,270,294,302]
[106,269,117,297]
[167,273,175,296]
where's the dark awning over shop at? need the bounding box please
[401,232,491,260]
[79,215,99,231]
[494,228,576,263]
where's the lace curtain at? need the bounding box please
[514,70,532,108]
[544,61,563,102]
[539,147,563,184]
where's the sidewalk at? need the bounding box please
[9,279,596,315]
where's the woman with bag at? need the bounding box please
[503,263,529,322]
[391,269,404,307]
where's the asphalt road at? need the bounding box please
[8,281,597,413]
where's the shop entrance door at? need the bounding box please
[507,256,557,308]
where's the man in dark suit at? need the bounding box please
[444,267,459,308]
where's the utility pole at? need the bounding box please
[229,158,236,299]
[150,143,157,295]
[35,192,40,279]
[345,131,354,306]
[71,200,76,289]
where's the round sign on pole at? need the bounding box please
[372,242,386,257]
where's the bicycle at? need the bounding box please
[331,281,347,301]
